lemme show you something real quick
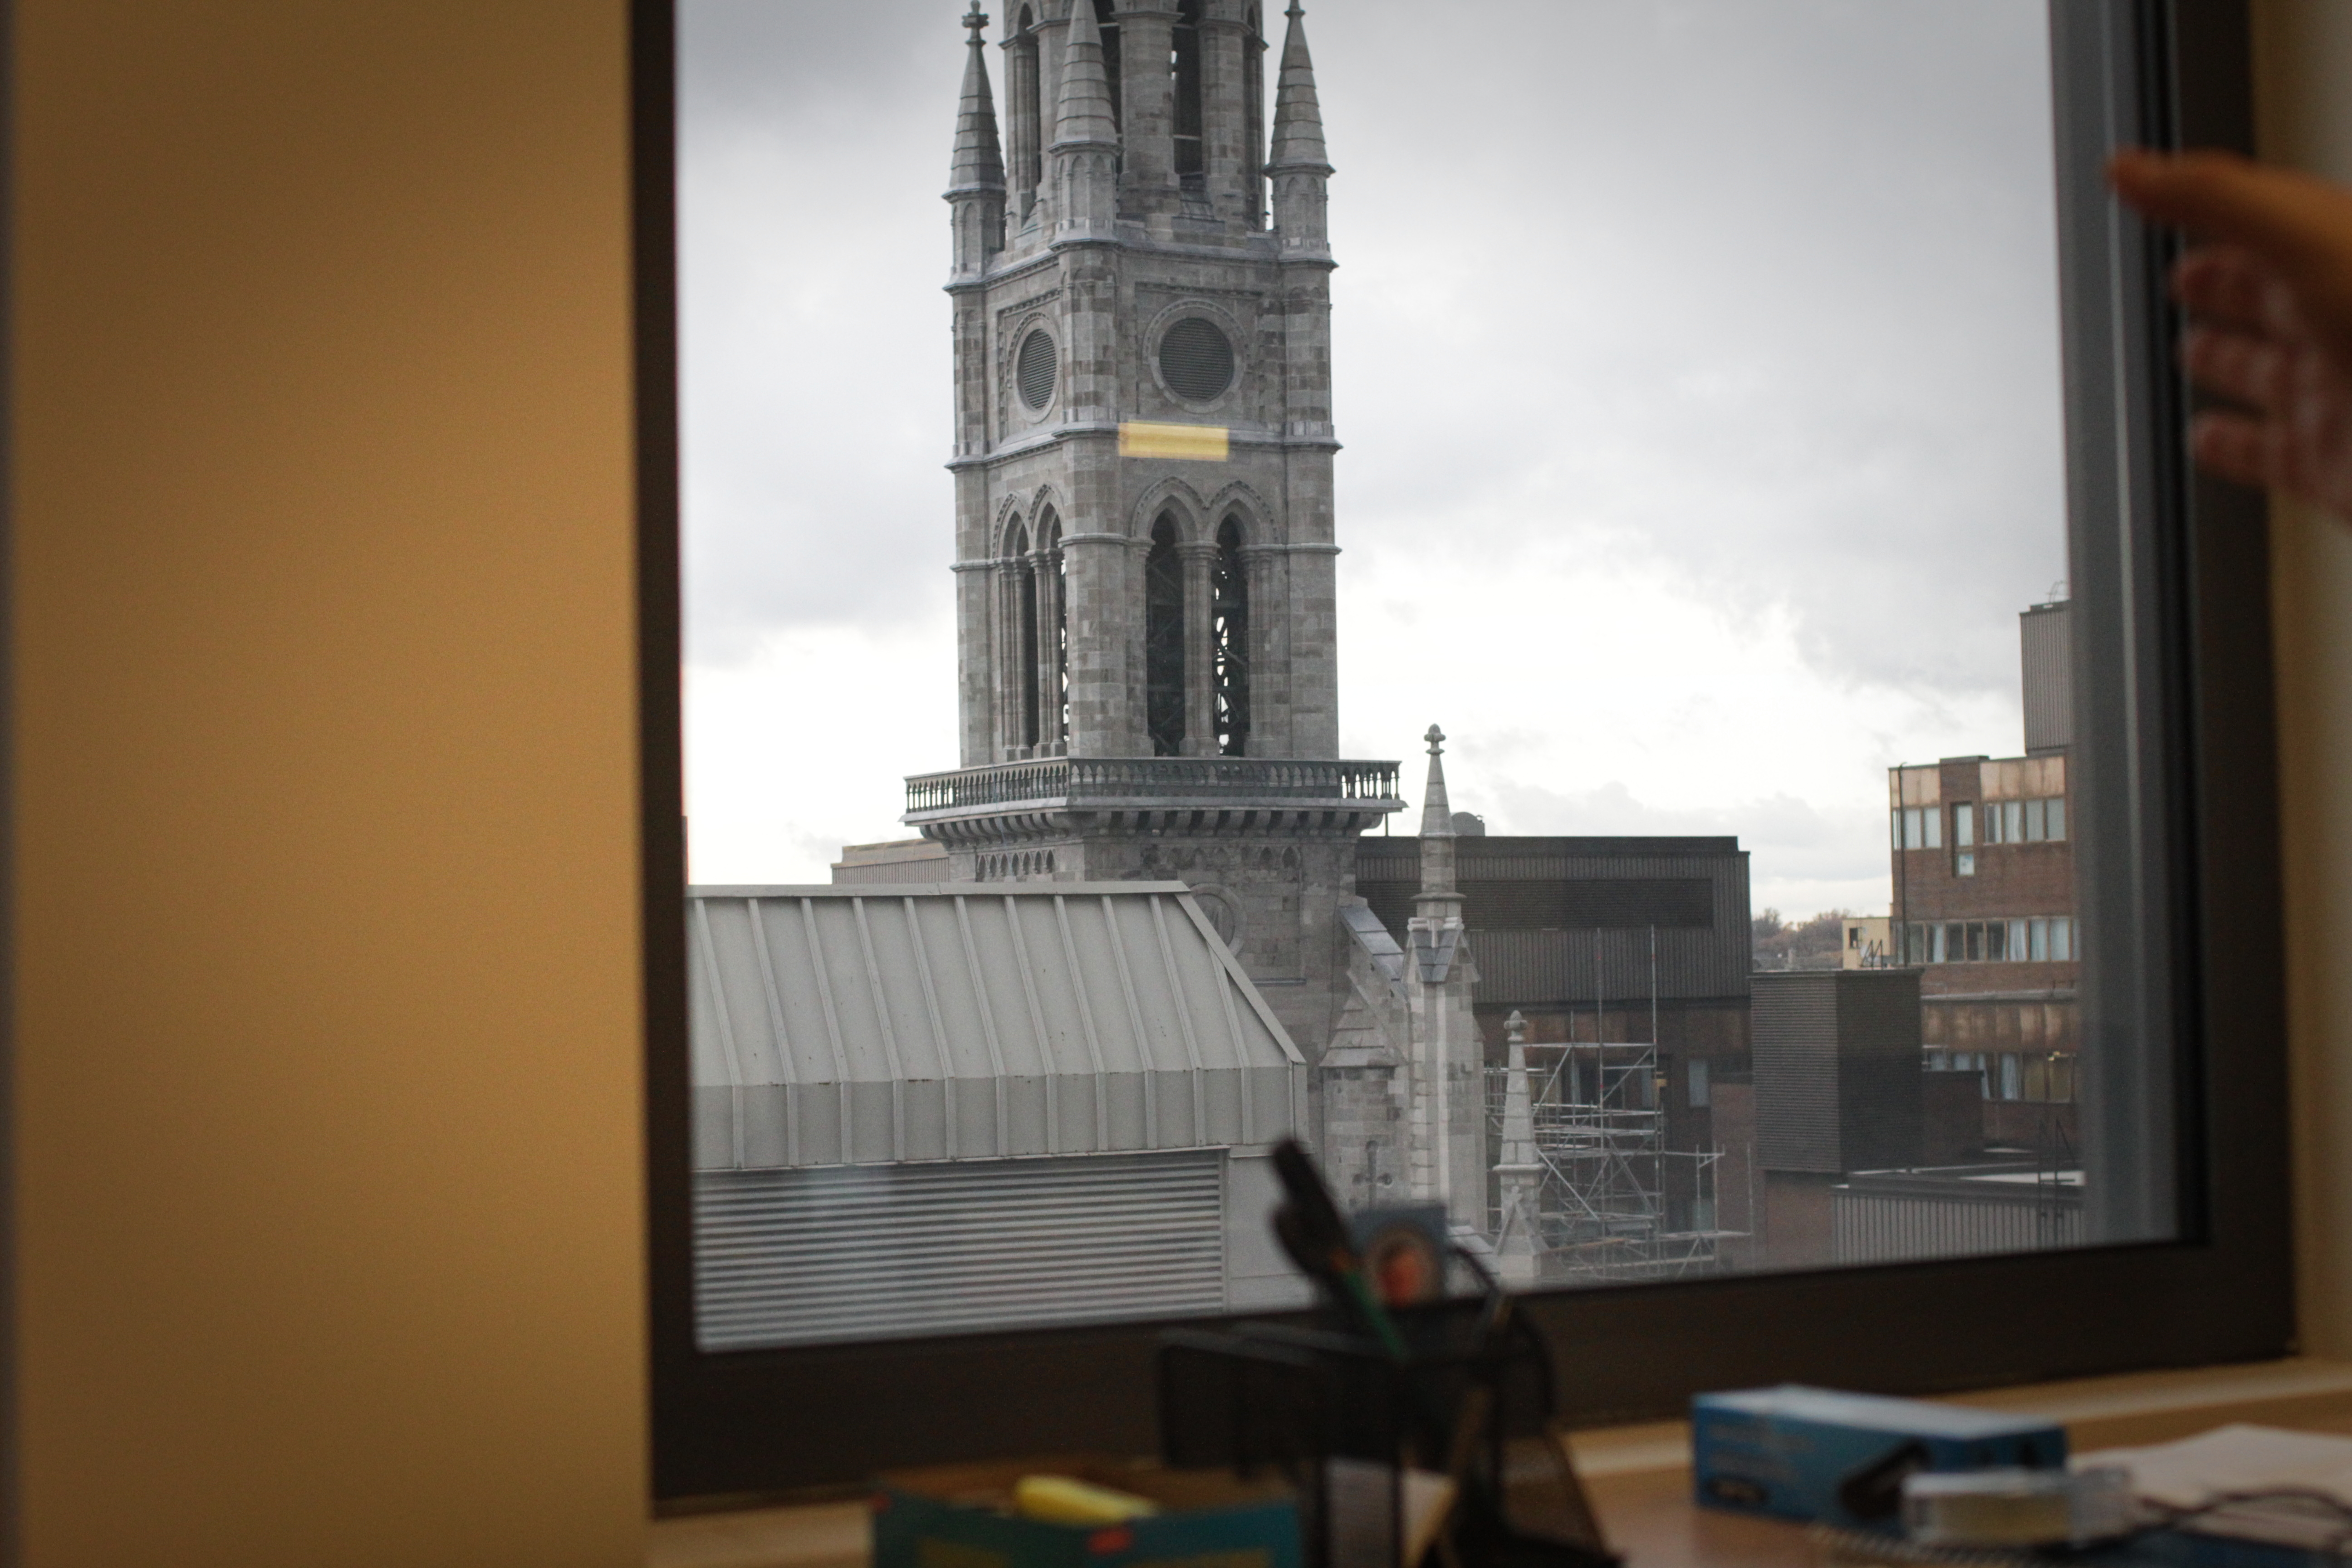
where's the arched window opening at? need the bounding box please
[1172,0,1205,188]
[1094,0,1123,134]
[1007,522,1039,755]
[1146,514,1186,756]
[1243,5,1266,225]
[1010,6,1043,217]
[1038,509,1068,751]
[1212,516,1250,756]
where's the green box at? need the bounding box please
[873,1456,1301,1568]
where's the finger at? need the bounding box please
[2189,410,2281,491]
[2182,326,2295,412]
[2174,246,2302,336]
[2111,150,2352,264]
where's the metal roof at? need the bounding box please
[687,884,1304,1171]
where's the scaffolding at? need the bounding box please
[1485,1039,1731,1282]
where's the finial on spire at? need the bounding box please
[1268,0,1329,174]
[950,2,1007,196]
[1418,725,1455,842]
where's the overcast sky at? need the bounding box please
[678,0,2069,917]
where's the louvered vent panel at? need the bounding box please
[694,1151,1225,1350]
[1159,318,1235,401]
[1017,328,1058,411]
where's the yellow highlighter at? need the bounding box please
[1012,1474,1161,1526]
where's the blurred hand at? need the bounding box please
[2111,149,2352,519]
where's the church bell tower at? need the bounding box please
[910,0,1402,1058]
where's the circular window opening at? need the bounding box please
[1159,317,1235,402]
[1016,328,1058,412]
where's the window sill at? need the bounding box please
[648,1358,2352,1568]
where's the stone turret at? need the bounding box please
[1405,726,1483,1229]
[1049,0,1120,239]
[1494,1009,1544,1285]
[1267,2,1331,256]
[947,1,1008,278]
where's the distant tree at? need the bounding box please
[1752,908,1854,969]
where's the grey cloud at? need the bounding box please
[680,0,2071,699]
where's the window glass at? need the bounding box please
[676,0,2147,1349]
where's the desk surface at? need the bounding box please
[649,1359,2352,1568]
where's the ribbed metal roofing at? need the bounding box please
[687,884,1304,1171]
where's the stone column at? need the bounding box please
[1179,541,1218,755]
[1239,544,1282,758]
[1060,527,1131,757]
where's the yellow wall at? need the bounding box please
[11,3,647,1563]
[4,4,2350,1565]
[2255,0,2352,1362]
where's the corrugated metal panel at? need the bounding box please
[2021,603,2073,754]
[688,884,1302,1171]
[695,1151,1225,1350]
[1462,929,1745,1009]
[1834,1185,2082,1263]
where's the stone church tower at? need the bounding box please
[908,0,1405,1062]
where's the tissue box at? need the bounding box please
[873,1456,1301,1568]
[1691,1385,2067,1529]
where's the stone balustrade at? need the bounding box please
[904,756,1403,820]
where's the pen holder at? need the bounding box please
[1157,1301,1619,1568]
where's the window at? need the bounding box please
[1173,0,1205,187]
[654,0,2290,1499]
[1212,516,1250,756]
[1894,805,1945,851]
[1146,513,1185,755]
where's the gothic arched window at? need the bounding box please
[1172,0,1205,188]
[1010,6,1043,216]
[1145,514,1186,757]
[1093,0,1123,133]
[1037,509,1068,751]
[1212,516,1250,756]
[1243,5,1266,224]
[1007,521,1040,755]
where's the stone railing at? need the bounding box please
[905,757,1403,818]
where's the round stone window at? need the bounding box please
[1016,327,1058,411]
[1158,317,1236,402]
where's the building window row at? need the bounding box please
[1897,798,2070,855]
[1899,916,2075,965]
[1929,1048,2077,1104]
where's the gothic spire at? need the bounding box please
[1052,0,1121,152]
[1267,2,1329,173]
[1417,725,1460,903]
[1419,725,1455,840]
[949,0,1006,194]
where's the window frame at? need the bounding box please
[641,0,2289,1505]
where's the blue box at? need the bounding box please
[874,1456,1301,1568]
[1692,1385,2067,1529]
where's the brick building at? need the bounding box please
[1887,600,2077,1155]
